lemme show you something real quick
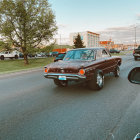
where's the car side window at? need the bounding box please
[102,49,110,58]
[87,50,95,60]
[96,50,102,59]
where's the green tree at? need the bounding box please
[74,34,85,49]
[0,0,57,64]
[41,43,55,53]
[0,40,12,51]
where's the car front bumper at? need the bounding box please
[44,73,86,81]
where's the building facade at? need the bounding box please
[100,41,115,50]
[69,31,100,47]
[100,41,124,50]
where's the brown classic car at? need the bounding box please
[44,47,122,90]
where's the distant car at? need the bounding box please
[28,53,35,58]
[52,51,59,57]
[19,52,24,58]
[54,53,66,62]
[35,53,42,57]
[50,52,53,56]
[47,52,53,57]
[35,52,46,57]
[0,50,19,60]
[40,52,46,57]
[44,47,122,90]
[133,46,140,60]
[46,52,53,57]
[110,49,120,53]
[45,52,50,57]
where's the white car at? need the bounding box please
[0,50,19,60]
[35,52,46,57]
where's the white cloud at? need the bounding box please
[98,24,140,44]
[137,14,140,19]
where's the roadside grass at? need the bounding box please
[0,57,54,74]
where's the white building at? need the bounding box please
[69,31,100,47]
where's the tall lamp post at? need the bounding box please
[59,34,62,53]
[134,25,137,49]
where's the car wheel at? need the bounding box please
[88,70,104,90]
[15,55,18,59]
[54,79,68,87]
[1,55,4,60]
[114,66,120,77]
[134,56,137,60]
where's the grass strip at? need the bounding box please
[0,57,53,74]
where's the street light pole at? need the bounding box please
[60,34,62,53]
[134,25,137,49]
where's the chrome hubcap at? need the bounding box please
[117,68,120,76]
[97,74,103,86]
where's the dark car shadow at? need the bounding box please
[53,81,94,96]
[52,73,118,97]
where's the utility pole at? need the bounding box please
[60,34,62,52]
[134,25,137,49]
[109,36,112,50]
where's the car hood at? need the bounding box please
[45,60,93,69]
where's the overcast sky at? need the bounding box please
[49,0,140,44]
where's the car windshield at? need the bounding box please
[63,49,95,61]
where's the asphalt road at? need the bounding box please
[0,54,140,140]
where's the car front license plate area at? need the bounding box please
[58,76,66,80]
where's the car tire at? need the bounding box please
[1,55,4,60]
[114,66,120,77]
[87,70,104,90]
[54,79,68,87]
[134,56,137,60]
[15,55,18,59]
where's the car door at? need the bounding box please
[8,51,13,57]
[102,49,116,73]
[95,49,106,73]
[4,51,9,58]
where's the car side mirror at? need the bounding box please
[128,67,140,84]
